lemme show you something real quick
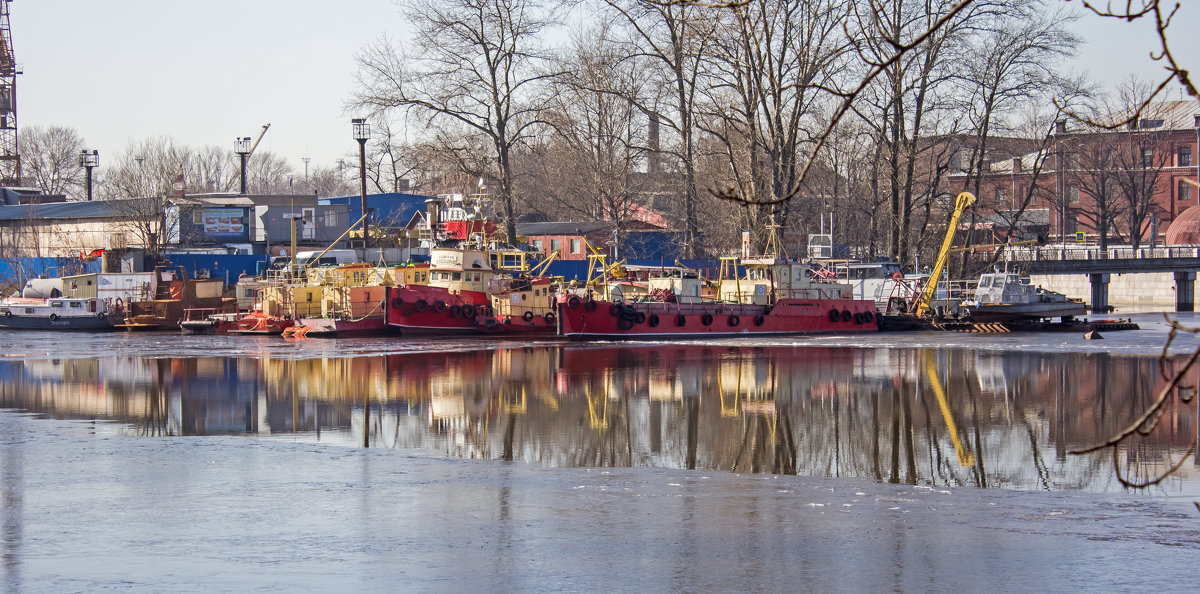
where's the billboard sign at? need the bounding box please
[202,208,249,239]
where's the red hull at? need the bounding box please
[385,286,490,334]
[230,312,294,335]
[477,313,558,336]
[556,297,878,338]
[294,316,391,337]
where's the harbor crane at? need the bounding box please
[913,191,976,318]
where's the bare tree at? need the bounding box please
[600,0,719,257]
[244,151,297,195]
[1108,81,1173,249]
[700,0,849,252]
[307,165,357,198]
[955,0,1079,198]
[101,137,191,201]
[353,0,563,244]
[1064,122,1125,252]
[365,117,420,194]
[847,0,993,264]
[187,145,235,194]
[533,22,651,234]
[18,125,86,199]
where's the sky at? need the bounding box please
[11,0,1200,176]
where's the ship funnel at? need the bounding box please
[425,198,441,232]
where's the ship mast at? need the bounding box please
[0,0,18,185]
[762,216,786,259]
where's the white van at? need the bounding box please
[271,249,359,269]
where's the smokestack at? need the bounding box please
[648,112,660,176]
[425,198,441,234]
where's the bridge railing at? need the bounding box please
[1002,245,1200,261]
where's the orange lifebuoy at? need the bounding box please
[891,271,904,282]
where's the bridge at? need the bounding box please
[1000,245,1200,312]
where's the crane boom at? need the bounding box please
[247,123,271,158]
[914,191,976,317]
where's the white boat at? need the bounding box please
[961,272,1087,323]
[0,297,123,331]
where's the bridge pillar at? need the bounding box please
[1174,271,1196,312]
[1089,273,1110,313]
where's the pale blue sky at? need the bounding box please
[12,0,1200,174]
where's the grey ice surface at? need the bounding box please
[2,411,1197,593]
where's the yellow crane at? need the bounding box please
[914,191,976,318]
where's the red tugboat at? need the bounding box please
[477,273,559,335]
[556,253,879,339]
[385,196,499,335]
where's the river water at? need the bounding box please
[3,312,1199,590]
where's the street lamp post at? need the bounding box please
[235,137,252,195]
[352,118,370,246]
[79,149,99,201]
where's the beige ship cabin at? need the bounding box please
[644,268,704,304]
[717,256,852,305]
[429,246,494,294]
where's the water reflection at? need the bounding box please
[1,344,1196,493]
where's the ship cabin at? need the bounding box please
[488,275,557,322]
[1,297,102,318]
[972,272,1037,305]
[718,257,851,305]
[429,246,495,295]
[644,268,704,304]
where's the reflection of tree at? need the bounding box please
[136,359,172,437]
[1071,320,1200,491]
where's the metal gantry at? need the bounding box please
[0,0,19,185]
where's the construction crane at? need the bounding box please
[0,0,20,185]
[913,191,976,318]
[246,123,271,159]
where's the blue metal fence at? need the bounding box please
[0,258,102,291]
[1,254,727,290]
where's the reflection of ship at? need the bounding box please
[961,271,1087,323]
[4,344,1196,492]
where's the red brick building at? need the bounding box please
[965,101,1200,244]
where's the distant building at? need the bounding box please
[519,221,681,261]
[321,192,437,247]
[0,193,353,260]
[960,101,1200,244]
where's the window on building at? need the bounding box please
[550,238,561,252]
[1063,152,1076,170]
[325,211,338,226]
[570,238,581,254]
[1067,184,1080,203]
[1181,179,1193,202]
[192,210,204,224]
[1179,146,1192,168]
[993,186,1007,203]
[1142,148,1155,168]
[531,239,542,251]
